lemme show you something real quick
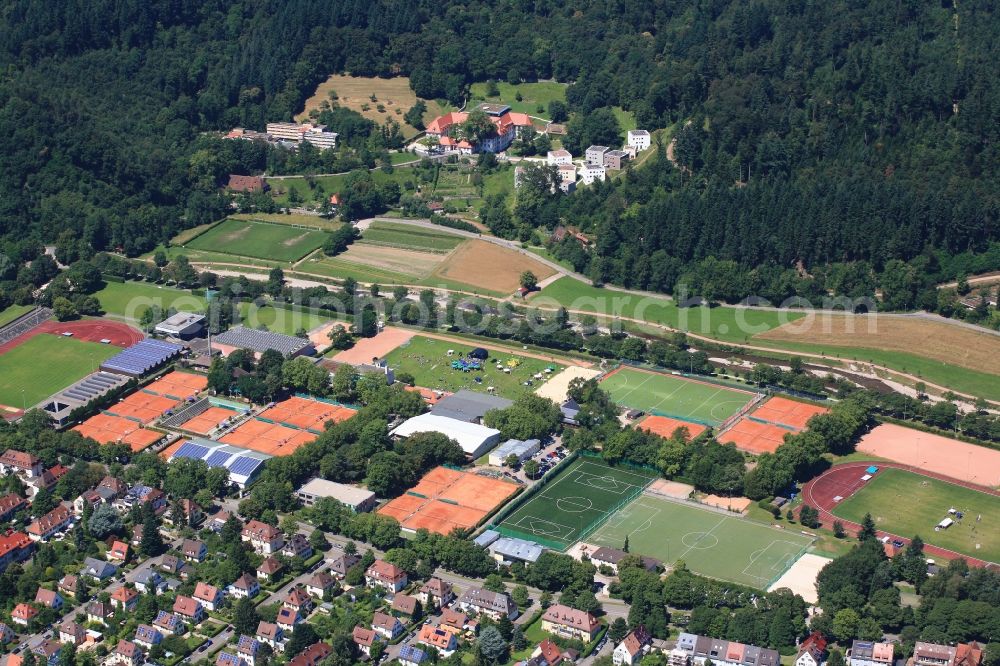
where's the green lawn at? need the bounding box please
[237,302,336,335]
[591,495,814,588]
[0,335,119,407]
[186,218,329,262]
[361,222,464,252]
[536,277,802,343]
[230,212,342,231]
[832,467,1000,563]
[147,245,284,269]
[96,281,207,320]
[468,81,567,116]
[611,106,638,137]
[383,334,565,399]
[494,457,657,550]
[600,367,756,425]
[297,257,416,285]
[0,304,33,328]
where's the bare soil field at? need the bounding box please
[332,327,415,365]
[857,423,1000,487]
[429,241,556,294]
[758,314,1000,376]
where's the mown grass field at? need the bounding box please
[383,334,564,399]
[187,218,328,262]
[361,222,464,252]
[96,281,207,320]
[832,467,1000,562]
[600,367,755,425]
[468,81,567,116]
[0,304,33,328]
[230,212,342,231]
[0,335,119,408]
[236,302,336,336]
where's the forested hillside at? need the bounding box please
[0,0,998,309]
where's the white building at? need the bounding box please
[557,164,577,193]
[390,413,501,460]
[585,145,609,165]
[547,149,572,166]
[488,438,540,466]
[627,129,651,151]
[295,478,377,512]
[579,162,606,185]
[265,123,338,151]
[154,312,205,339]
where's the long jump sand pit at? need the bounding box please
[533,366,601,402]
[701,494,752,514]
[857,423,1000,487]
[767,552,830,604]
[332,327,414,365]
[645,478,695,500]
[430,241,556,294]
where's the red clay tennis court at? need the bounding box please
[73,413,163,451]
[751,396,829,431]
[178,406,239,435]
[637,415,707,440]
[105,392,178,424]
[378,466,518,535]
[257,396,355,431]
[144,371,208,401]
[719,418,791,454]
[219,419,316,456]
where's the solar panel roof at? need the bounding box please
[227,456,264,477]
[205,450,232,468]
[174,442,209,459]
[101,339,182,375]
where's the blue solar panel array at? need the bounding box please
[228,456,263,477]
[101,339,182,376]
[205,450,232,468]
[173,442,209,459]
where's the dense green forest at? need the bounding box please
[0,0,998,309]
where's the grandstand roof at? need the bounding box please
[212,326,313,356]
[101,339,182,376]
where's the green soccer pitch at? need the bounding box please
[599,366,757,425]
[493,457,658,551]
[0,335,119,408]
[187,218,328,262]
[590,495,813,589]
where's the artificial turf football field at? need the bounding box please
[0,335,119,408]
[494,457,658,550]
[187,218,328,262]
[832,467,1000,563]
[590,495,814,588]
[600,366,757,425]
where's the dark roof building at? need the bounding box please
[212,326,314,358]
[430,389,513,423]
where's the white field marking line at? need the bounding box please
[555,496,595,511]
[676,515,729,562]
[510,514,575,540]
[644,376,689,414]
[574,474,630,495]
[609,371,656,407]
[592,502,659,542]
[577,460,656,486]
[686,386,729,423]
[710,395,753,422]
[740,540,807,580]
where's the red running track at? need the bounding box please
[0,319,144,355]
[800,461,1000,568]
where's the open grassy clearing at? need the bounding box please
[361,221,464,252]
[230,212,342,231]
[236,302,336,336]
[302,243,449,284]
[0,304,34,328]
[832,467,1000,563]
[169,222,218,246]
[187,218,328,262]
[600,366,756,425]
[0,335,120,408]
[611,106,637,136]
[96,281,207,320]
[384,334,565,399]
[468,81,567,116]
[296,74,431,138]
[151,245,284,269]
[591,495,814,588]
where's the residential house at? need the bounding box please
[557,164,577,193]
[534,639,565,666]
[603,149,629,170]
[372,611,404,640]
[391,594,418,617]
[237,636,262,666]
[74,489,104,516]
[288,642,332,666]
[328,552,360,578]
[99,476,128,498]
[305,571,336,599]
[283,586,313,615]
[912,642,984,666]
[173,595,204,623]
[281,533,312,559]
[208,510,234,533]
[86,601,114,625]
[153,611,183,636]
[0,622,13,645]
[589,546,661,574]
[134,625,163,650]
[111,586,140,612]
[365,559,407,593]
[627,130,651,151]
[849,642,895,666]
[0,531,33,574]
[547,149,572,166]
[399,645,428,666]
[673,633,780,666]
[579,162,606,185]
[230,573,260,599]
[0,493,28,521]
[0,449,43,477]
[227,175,268,193]
[108,540,129,562]
[241,521,284,555]
[27,505,72,541]
[165,499,204,528]
[134,569,166,595]
[257,556,284,581]
[106,640,143,666]
[456,587,517,620]
[34,588,63,610]
[81,557,117,581]
[614,626,653,666]
[160,554,186,577]
[115,485,166,514]
[59,621,87,647]
[256,622,284,652]
[417,577,454,610]
[585,145,609,165]
[32,640,62,666]
[953,643,985,666]
[275,607,299,633]
[58,575,79,598]
[541,604,600,642]
[214,652,243,666]
[418,624,457,656]
[439,609,469,637]
[11,603,37,626]
[194,582,224,612]
[795,633,828,666]
[182,539,207,562]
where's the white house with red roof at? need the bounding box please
[194,582,224,611]
[241,521,284,555]
[424,103,533,155]
[172,595,204,623]
[365,559,407,593]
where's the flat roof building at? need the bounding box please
[155,312,206,340]
[212,326,314,359]
[390,413,501,460]
[488,438,540,466]
[490,537,543,564]
[430,389,513,423]
[295,478,376,512]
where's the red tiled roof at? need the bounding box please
[194,582,221,603]
[0,532,32,559]
[173,595,202,618]
[0,449,40,469]
[227,175,266,193]
[27,505,71,536]
[12,603,37,620]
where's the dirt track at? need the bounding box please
[0,319,142,355]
